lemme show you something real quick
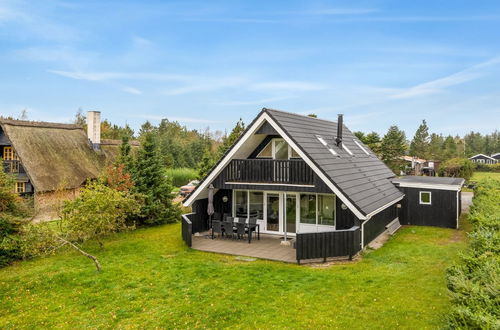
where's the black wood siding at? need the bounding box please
[398,187,458,229]
[296,227,361,262]
[363,204,398,246]
[336,196,359,229]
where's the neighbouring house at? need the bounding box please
[491,153,500,161]
[181,108,465,263]
[400,156,440,176]
[469,153,498,164]
[0,111,138,221]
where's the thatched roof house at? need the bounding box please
[0,112,138,221]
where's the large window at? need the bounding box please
[249,191,264,219]
[318,195,335,226]
[300,193,335,227]
[3,147,19,161]
[235,190,248,217]
[256,139,301,160]
[300,194,316,224]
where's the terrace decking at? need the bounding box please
[192,233,297,263]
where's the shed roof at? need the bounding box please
[0,119,133,192]
[392,176,465,188]
[264,109,404,216]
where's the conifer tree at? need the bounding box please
[117,135,134,174]
[217,118,245,158]
[443,135,457,160]
[381,125,407,174]
[133,133,180,225]
[409,120,430,158]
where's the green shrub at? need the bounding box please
[474,163,500,173]
[439,158,475,180]
[165,167,198,187]
[446,178,500,329]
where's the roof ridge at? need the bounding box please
[0,118,82,130]
[263,107,340,125]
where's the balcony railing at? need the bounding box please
[3,160,23,174]
[224,159,314,185]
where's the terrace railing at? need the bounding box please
[295,227,361,264]
[224,159,314,185]
[181,212,207,247]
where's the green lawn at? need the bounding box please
[0,223,466,329]
[471,171,500,181]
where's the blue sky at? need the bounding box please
[1,0,499,136]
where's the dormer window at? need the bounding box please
[256,138,301,160]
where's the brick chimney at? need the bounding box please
[87,111,101,150]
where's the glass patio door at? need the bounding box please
[266,193,280,232]
[285,194,297,233]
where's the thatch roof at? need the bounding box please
[0,119,138,192]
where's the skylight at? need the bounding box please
[343,144,354,156]
[316,135,338,156]
[353,139,370,155]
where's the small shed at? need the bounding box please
[392,176,465,229]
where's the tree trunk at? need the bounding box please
[57,237,102,272]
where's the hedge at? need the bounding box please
[474,163,500,173]
[446,178,500,328]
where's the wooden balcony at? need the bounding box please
[223,159,314,185]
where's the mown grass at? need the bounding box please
[471,171,500,181]
[0,222,467,329]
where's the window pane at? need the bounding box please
[290,147,300,158]
[318,195,335,226]
[235,191,248,217]
[249,191,263,219]
[274,140,289,160]
[300,194,316,224]
[420,192,431,204]
[257,141,272,158]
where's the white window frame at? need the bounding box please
[419,191,432,205]
[257,138,300,160]
[298,193,336,228]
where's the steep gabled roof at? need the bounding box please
[185,108,404,219]
[469,153,496,160]
[265,109,403,216]
[0,119,131,192]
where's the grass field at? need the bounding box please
[471,171,500,181]
[0,222,467,329]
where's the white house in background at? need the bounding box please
[469,153,498,164]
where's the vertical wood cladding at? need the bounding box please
[363,204,398,246]
[398,187,458,229]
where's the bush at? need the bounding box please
[446,178,500,328]
[474,163,500,173]
[165,167,198,187]
[438,158,475,180]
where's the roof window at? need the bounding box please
[353,139,370,155]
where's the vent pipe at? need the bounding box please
[336,114,343,147]
[87,111,101,150]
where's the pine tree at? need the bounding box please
[381,125,407,174]
[442,135,457,160]
[133,133,180,225]
[217,118,245,157]
[428,133,444,160]
[409,120,430,158]
[117,135,134,173]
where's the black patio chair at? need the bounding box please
[212,220,223,239]
[223,213,232,221]
[246,217,258,241]
[234,222,246,240]
[222,220,235,239]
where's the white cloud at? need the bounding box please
[48,70,192,82]
[216,96,295,106]
[122,87,142,95]
[390,56,500,99]
[250,81,327,92]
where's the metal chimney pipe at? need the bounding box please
[336,114,343,147]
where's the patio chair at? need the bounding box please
[222,221,235,239]
[246,217,258,240]
[213,212,222,221]
[235,222,246,240]
[223,213,232,221]
[212,220,223,239]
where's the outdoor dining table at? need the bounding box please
[218,218,260,243]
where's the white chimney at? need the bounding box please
[87,111,101,148]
